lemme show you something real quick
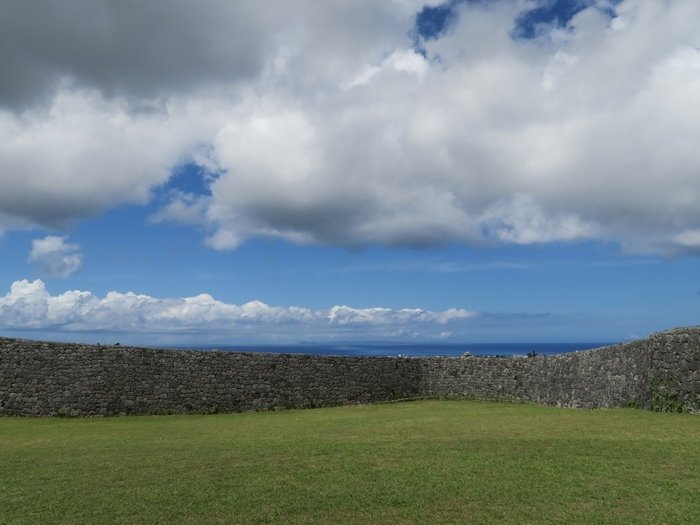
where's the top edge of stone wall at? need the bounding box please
[0,337,408,360]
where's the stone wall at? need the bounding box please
[1,327,698,417]
[421,341,651,408]
[422,328,699,411]
[0,340,422,416]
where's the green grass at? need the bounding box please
[1,401,698,524]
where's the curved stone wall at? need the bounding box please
[1,327,698,417]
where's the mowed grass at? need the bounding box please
[1,401,699,524]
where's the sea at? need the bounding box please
[189,342,616,358]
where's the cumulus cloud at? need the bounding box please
[2,1,700,254]
[479,194,600,244]
[0,89,206,228]
[0,279,479,341]
[0,212,31,238]
[28,236,83,278]
[327,305,474,325]
[0,0,417,111]
[0,0,278,111]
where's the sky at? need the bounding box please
[1,0,699,345]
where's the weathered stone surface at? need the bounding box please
[0,327,698,416]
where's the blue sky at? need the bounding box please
[1,0,699,345]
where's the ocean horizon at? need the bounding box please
[184,342,618,358]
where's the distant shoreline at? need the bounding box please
[178,342,617,358]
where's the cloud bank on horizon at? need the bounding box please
[0,279,477,343]
[1,0,700,256]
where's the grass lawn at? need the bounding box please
[1,400,698,524]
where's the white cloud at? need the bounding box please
[345,49,428,89]
[327,305,475,326]
[184,0,700,255]
[0,88,212,228]
[666,228,700,255]
[149,191,210,226]
[479,194,600,244]
[2,1,700,255]
[0,212,31,238]
[0,279,480,342]
[28,236,83,278]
